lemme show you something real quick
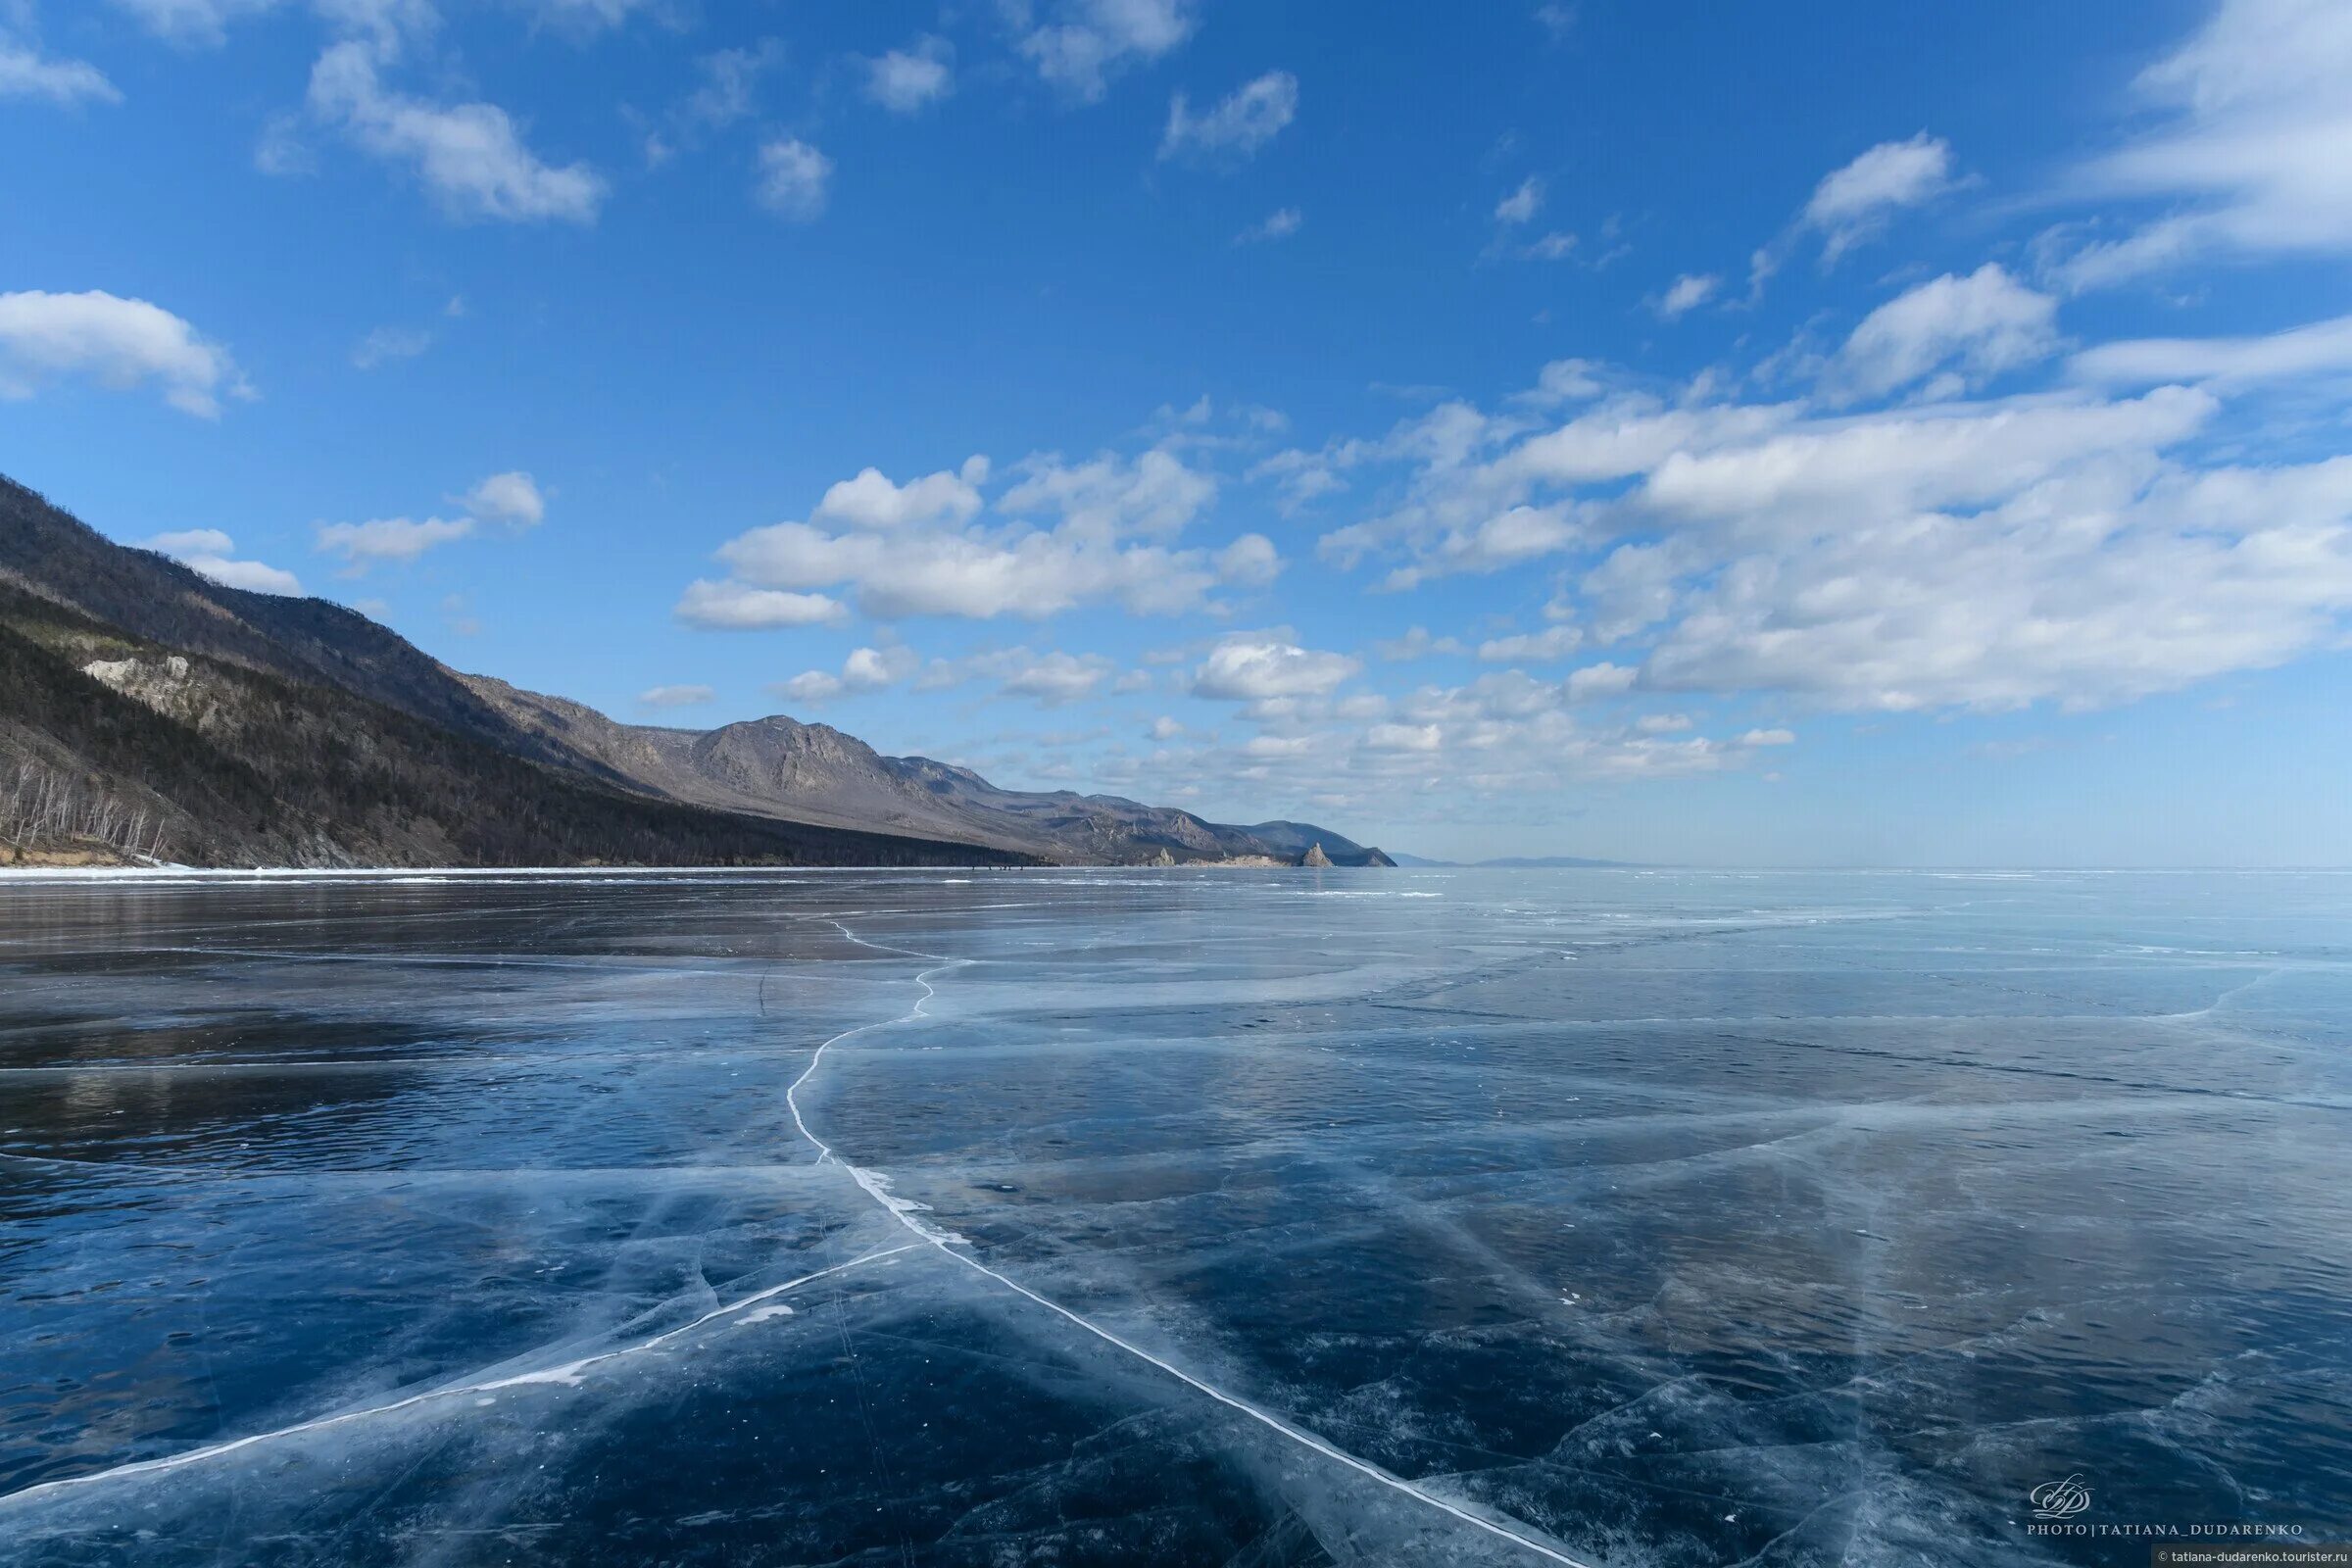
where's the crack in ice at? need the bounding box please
[786,919,1601,1568]
[0,1245,915,1507]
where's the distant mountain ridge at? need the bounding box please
[459,673,1396,867]
[0,474,1392,869]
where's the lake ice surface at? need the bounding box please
[0,867,2346,1566]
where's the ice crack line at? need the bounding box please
[787,919,1598,1568]
[0,1244,916,1509]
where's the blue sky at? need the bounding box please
[5,0,2350,864]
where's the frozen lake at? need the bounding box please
[0,868,2346,1565]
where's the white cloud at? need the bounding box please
[921,647,1120,705]
[753,136,831,220]
[2070,310,2352,389]
[681,41,783,130]
[674,579,847,630]
[2050,0,2352,287]
[1215,532,1282,586]
[1639,388,2214,528]
[692,446,1229,623]
[0,289,248,416]
[1017,0,1195,102]
[457,469,544,528]
[1831,265,2060,402]
[1160,70,1297,163]
[997,447,1215,539]
[815,462,984,530]
[1305,344,2352,716]
[638,684,714,710]
[1524,359,1606,404]
[864,36,953,114]
[0,40,120,105]
[1364,722,1442,753]
[1739,727,1795,746]
[1494,175,1543,225]
[1372,625,1467,662]
[316,514,473,568]
[1801,133,1958,263]
[774,644,917,703]
[1193,637,1359,701]
[1235,207,1301,244]
[1565,662,1639,700]
[1656,272,1719,319]
[305,42,606,223]
[141,529,304,595]
[143,527,236,556]
[1476,623,1583,663]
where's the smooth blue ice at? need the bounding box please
[1,868,2346,1566]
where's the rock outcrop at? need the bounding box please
[1298,842,1334,867]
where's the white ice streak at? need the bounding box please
[784,919,1599,1567]
[0,1245,914,1506]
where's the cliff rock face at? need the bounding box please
[1298,842,1335,867]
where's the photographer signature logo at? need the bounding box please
[2031,1475,2092,1520]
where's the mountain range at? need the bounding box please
[0,474,1392,871]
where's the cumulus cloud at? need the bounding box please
[1215,532,1282,586]
[2049,0,2352,288]
[1564,662,1639,700]
[638,684,714,710]
[1655,273,1719,319]
[815,461,985,530]
[304,42,606,223]
[1160,70,1297,163]
[456,469,545,528]
[674,579,846,630]
[1192,636,1359,701]
[754,137,831,220]
[1306,334,2352,716]
[681,445,1250,623]
[773,644,916,704]
[994,446,1215,537]
[1830,265,2060,402]
[1801,133,1959,263]
[1017,0,1195,103]
[1494,175,1543,225]
[0,289,249,416]
[141,528,304,595]
[316,514,473,568]
[0,40,120,106]
[864,36,953,113]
